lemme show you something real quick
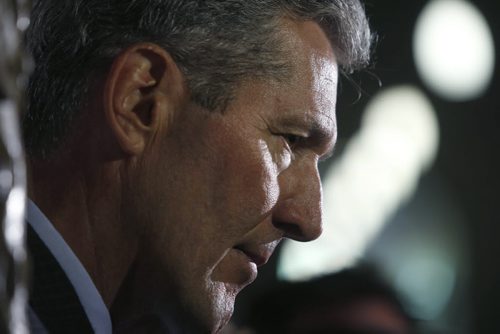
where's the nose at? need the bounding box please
[272,159,323,241]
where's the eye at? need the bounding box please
[282,134,303,149]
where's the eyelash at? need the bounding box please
[281,134,303,150]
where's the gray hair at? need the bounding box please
[24,0,374,158]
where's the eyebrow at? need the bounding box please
[276,113,337,159]
[312,125,337,162]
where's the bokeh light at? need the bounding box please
[413,0,495,101]
[395,253,456,320]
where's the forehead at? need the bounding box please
[282,18,337,60]
[224,18,339,140]
[283,19,338,92]
[274,19,339,130]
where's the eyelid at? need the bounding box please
[282,133,305,146]
[276,131,335,163]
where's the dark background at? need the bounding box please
[233,1,499,333]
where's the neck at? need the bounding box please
[28,155,138,307]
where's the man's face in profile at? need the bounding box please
[128,19,339,332]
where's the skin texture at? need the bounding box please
[28,18,339,333]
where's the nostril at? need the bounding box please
[272,220,306,241]
[272,216,322,242]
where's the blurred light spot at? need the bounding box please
[413,0,495,101]
[5,187,26,252]
[278,86,439,281]
[16,17,30,31]
[394,253,456,320]
[0,10,18,59]
[10,286,28,334]
[0,101,24,156]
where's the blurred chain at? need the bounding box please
[0,0,32,333]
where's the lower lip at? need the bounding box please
[232,248,258,285]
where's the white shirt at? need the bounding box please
[27,200,112,334]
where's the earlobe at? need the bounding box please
[103,43,185,156]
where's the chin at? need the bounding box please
[213,308,234,333]
[176,282,237,334]
[182,307,233,334]
[207,293,237,333]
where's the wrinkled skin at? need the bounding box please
[121,19,339,332]
[30,18,339,334]
[29,20,338,333]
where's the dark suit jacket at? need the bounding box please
[28,223,94,333]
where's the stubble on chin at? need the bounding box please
[207,280,239,334]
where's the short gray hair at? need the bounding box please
[24,0,374,158]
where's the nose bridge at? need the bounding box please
[273,158,323,242]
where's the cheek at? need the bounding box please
[223,139,279,215]
[207,136,280,238]
[256,139,280,214]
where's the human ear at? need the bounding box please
[103,43,186,156]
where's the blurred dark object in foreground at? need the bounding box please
[0,0,31,332]
[243,265,414,334]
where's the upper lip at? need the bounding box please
[234,242,278,267]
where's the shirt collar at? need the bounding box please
[27,199,112,334]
